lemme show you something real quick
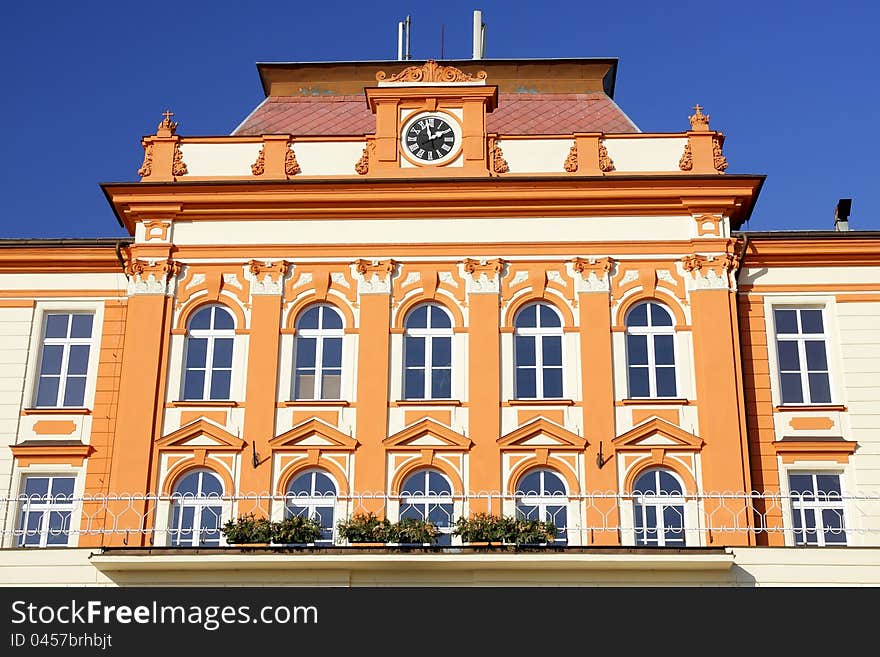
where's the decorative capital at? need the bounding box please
[354,259,397,294]
[376,59,487,84]
[688,104,710,131]
[246,259,290,295]
[124,257,180,296]
[461,258,506,294]
[681,253,738,291]
[571,257,614,293]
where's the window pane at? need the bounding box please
[186,338,208,367]
[539,304,561,327]
[44,314,70,338]
[626,334,648,366]
[40,345,63,375]
[189,308,212,330]
[788,474,814,495]
[821,509,846,544]
[428,471,451,495]
[174,473,200,496]
[295,338,317,369]
[627,304,648,327]
[808,373,831,404]
[298,307,320,330]
[406,305,428,329]
[288,473,312,496]
[313,472,336,495]
[649,303,673,326]
[774,309,798,334]
[516,470,541,496]
[663,506,685,544]
[210,370,231,400]
[543,471,566,495]
[542,336,562,366]
[658,470,682,494]
[515,305,537,328]
[432,337,451,367]
[212,308,234,330]
[516,367,536,398]
[405,368,425,399]
[46,511,71,545]
[653,334,675,365]
[20,512,43,546]
[183,370,205,400]
[322,338,343,368]
[633,472,656,495]
[36,377,60,407]
[321,371,341,399]
[428,503,454,528]
[67,344,90,376]
[804,341,827,370]
[50,477,75,499]
[201,506,222,545]
[428,305,452,329]
[404,336,425,367]
[199,472,223,497]
[628,367,650,398]
[321,307,343,330]
[515,335,535,366]
[816,475,841,496]
[800,309,824,334]
[212,338,233,368]
[542,367,563,398]
[23,477,50,498]
[516,504,539,521]
[780,373,804,404]
[401,473,425,495]
[70,314,93,338]
[62,377,86,407]
[295,372,315,399]
[656,367,677,397]
[776,341,801,371]
[431,369,451,398]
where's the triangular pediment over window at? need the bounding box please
[612,417,703,451]
[497,418,587,450]
[383,418,472,450]
[270,418,358,451]
[156,418,245,451]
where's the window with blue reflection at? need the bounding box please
[774,308,832,405]
[514,469,567,544]
[294,305,344,400]
[403,303,453,399]
[788,472,846,546]
[169,469,223,547]
[183,305,235,401]
[398,469,454,545]
[285,470,338,543]
[514,303,564,399]
[632,469,685,546]
[16,476,76,547]
[625,302,677,398]
[35,313,93,408]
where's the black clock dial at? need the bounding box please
[403,115,457,163]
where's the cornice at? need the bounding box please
[740,235,880,268]
[0,246,127,273]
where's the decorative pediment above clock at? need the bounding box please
[498,418,587,450]
[270,418,358,451]
[384,418,472,450]
[612,417,703,451]
[157,418,245,451]
[376,60,488,86]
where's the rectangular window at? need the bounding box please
[774,308,831,404]
[788,472,847,546]
[16,476,76,547]
[34,313,93,408]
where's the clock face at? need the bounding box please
[402,114,459,164]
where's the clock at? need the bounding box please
[401,113,460,164]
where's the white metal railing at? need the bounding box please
[1,491,877,549]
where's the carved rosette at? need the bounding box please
[246,259,290,295]
[285,145,301,176]
[570,257,614,293]
[376,59,487,84]
[598,142,615,172]
[461,258,506,294]
[137,143,153,178]
[681,253,738,290]
[251,147,265,176]
[489,139,508,176]
[171,143,187,177]
[563,143,578,173]
[679,143,693,171]
[124,257,181,296]
[354,259,397,294]
[713,137,728,172]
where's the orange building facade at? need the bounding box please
[1,58,879,586]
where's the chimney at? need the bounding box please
[834,198,852,232]
[472,10,485,59]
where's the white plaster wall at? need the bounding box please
[603,137,688,172]
[294,141,368,176]
[0,273,126,291]
[0,307,34,511]
[496,139,569,174]
[740,266,880,287]
[178,142,263,177]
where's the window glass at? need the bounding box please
[625,303,676,398]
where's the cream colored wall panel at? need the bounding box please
[837,331,880,345]
[740,266,880,287]
[849,414,880,429]
[178,142,262,177]
[603,137,687,172]
[840,358,880,373]
[836,301,880,316]
[294,141,365,176]
[841,344,880,359]
[0,349,29,366]
[497,139,568,174]
[0,273,126,291]
[171,216,695,246]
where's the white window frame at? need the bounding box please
[168,469,226,547]
[624,301,678,399]
[514,468,569,544]
[771,305,833,405]
[283,469,339,544]
[292,304,345,400]
[182,305,236,401]
[13,472,81,548]
[403,303,454,400]
[630,468,687,547]
[397,469,455,544]
[783,469,849,547]
[513,302,565,399]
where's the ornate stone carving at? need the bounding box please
[143,220,170,241]
[462,258,505,294]
[713,136,728,172]
[547,271,567,288]
[292,272,313,289]
[564,143,578,173]
[598,142,615,172]
[571,257,614,293]
[681,253,739,290]
[158,110,178,135]
[510,271,529,286]
[679,142,693,171]
[688,104,710,131]
[185,273,206,291]
[489,139,508,176]
[437,271,457,287]
[247,259,290,296]
[330,272,350,289]
[285,145,301,176]
[171,143,187,177]
[124,257,181,296]
[251,147,265,176]
[402,271,421,287]
[222,273,243,290]
[137,143,153,177]
[376,59,487,84]
[355,142,372,175]
[354,259,397,295]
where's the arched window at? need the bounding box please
[515,468,567,544]
[514,303,563,399]
[169,469,224,547]
[294,305,344,400]
[625,302,677,398]
[399,469,454,545]
[403,303,453,399]
[284,469,338,544]
[632,468,686,547]
[183,305,235,401]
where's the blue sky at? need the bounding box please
[1,0,878,238]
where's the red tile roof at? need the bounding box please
[232,92,638,136]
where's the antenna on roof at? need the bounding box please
[472,10,485,59]
[398,15,411,61]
